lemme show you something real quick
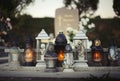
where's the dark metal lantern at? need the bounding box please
[54,32,67,67]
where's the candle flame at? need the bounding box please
[93,51,102,62]
[57,50,64,61]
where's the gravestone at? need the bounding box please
[55,7,79,35]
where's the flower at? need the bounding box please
[79,16,95,33]
[66,27,77,42]
[66,27,73,33]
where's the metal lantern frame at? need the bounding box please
[73,30,88,60]
[35,29,50,61]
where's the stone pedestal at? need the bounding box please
[44,57,57,72]
[63,65,74,72]
[9,61,20,69]
[36,60,46,68]
[9,61,20,66]
[63,68,74,72]
[73,60,88,68]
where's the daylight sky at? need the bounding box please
[22,0,116,18]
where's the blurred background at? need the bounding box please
[0,0,120,48]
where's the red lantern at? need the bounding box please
[93,51,102,62]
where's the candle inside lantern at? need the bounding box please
[93,51,102,62]
[24,48,35,62]
[57,50,64,61]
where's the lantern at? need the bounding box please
[91,39,103,63]
[9,41,20,67]
[25,49,34,62]
[35,29,50,61]
[44,44,57,72]
[54,32,67,67]
[24,47,36,66]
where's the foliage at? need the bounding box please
[89,17,120,47]
[80,16,95,34]
[113,0,120,16]
[10,15,54,48]
[63,0,99,16]
[0,0,35,47]
[0,0,35,18]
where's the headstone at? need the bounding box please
[55,7,79,35]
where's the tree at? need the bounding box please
[113,0,120,16]
[0,0,35,18]
[64,0,99,16]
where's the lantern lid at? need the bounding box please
[73,30,88,40]
[36,29,50,40]
[55,32,67,45]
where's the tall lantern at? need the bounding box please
[35,29,50,67]
[73,27,88,67]
[55,32,67,67]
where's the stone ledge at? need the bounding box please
[73,67,120,72]
[0,65,120,72]
[0,65,45,71]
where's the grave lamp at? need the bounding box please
[108,40,119,61]
[54,32,67,67]
[35,29,50,61]
[44,44,57,72]
[64,44,73,68]
[92,39,103,62]
[9,41,20,67]
[24,47,36,66]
